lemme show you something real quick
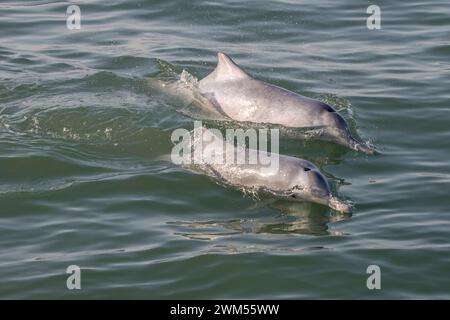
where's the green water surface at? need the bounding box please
[0,0,449,299]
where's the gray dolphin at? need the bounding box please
[199,53,374,154]
[186,127,352,213]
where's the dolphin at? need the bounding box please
[185,127,352,213]
[198,53,374,154]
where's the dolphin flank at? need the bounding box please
[199,52,375,154]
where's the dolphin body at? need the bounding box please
[187,127,352,213]
[199,53,374,154]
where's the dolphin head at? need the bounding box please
[319,104,375,155]
[288,162,352,213]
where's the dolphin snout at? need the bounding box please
[348,137,377,155]
[326,112,376,155]
[354,142,376,155]
[328,197,353,213]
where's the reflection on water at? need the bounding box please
[269,200,351,235]
[170,200,351,240]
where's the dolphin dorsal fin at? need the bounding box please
[213,52,250,81]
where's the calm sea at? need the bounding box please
[1,0,449,298]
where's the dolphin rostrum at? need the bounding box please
[199,53,374,154]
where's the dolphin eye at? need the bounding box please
[304,168,311,172]
[321,103,336,112]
